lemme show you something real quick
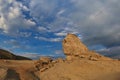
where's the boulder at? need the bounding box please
[39,56,52,64]
[56,58,64,63]
[34,57,53,71]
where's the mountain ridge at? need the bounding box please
[0,49,31,60]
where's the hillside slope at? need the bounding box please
[0,49,31,60]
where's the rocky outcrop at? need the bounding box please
[34,57,65,73]
[62,33,88,56]
[62,33,111,60]
[35,33,112,74]
[39,57,53,64]
[34,57,54,72]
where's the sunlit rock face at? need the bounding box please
[62,33,112,61]
[62,33,88,56]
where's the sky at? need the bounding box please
[0,0,120,59]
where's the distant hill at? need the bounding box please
[0,49,31,60]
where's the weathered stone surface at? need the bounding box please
[34,57,53,72]
[62,33,112,61]
[39,57,52,64]
[56,58,64,63]
[62,33,88,56]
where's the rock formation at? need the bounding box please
[62,33,111,60]
[39,56,53,64]
[62,33,88,56]
[34,57,53,72]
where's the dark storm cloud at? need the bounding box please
[29,0,120,47]
[98,46,120,59]
[68,0,120,48]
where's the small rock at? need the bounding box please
[39,56,53,64]
[66,55,73,61]
[57,58,64,63]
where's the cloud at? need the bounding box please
[54,30,78,37]
[3,39,20,48]
[3,39,30,50]
[17,53,41,59]
[68,0,120,47]
[56,9,65,17]
[98,46,120,59]
[29,0,120,48]
[54,32,67,37]
[37,26,49,33]
[0,0,36,35]
[34,36,62,42]
[17,52,56,59]
[55,50,63,55]
[19,32,32,37]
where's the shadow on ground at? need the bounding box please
[4,69,20,80]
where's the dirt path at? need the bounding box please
[4,69,20,80]
[0,60,40,80]
[17,69,39,80]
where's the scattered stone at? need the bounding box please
[56,58,65,63]
[39,56,53,64]
[79,55,85,58]
[34,57,54,72]
[89,56,98,61]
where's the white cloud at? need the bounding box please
[1,0,120,48]
[35,36,62,42]
[54,32,67,37]
[17,53,41,59]
[55,50,63,55]
[37,26,49,33]
[0,0,36,35]
[57,9,65,17]
[29,0,120,47]
[17,52,56,59]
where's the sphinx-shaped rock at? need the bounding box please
[62,33,88,56]
[62,33,111,61]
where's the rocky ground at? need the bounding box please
[40,59,120,80]
[0,33,120,80]
[0,59,120,80]
[0,60,39,80]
